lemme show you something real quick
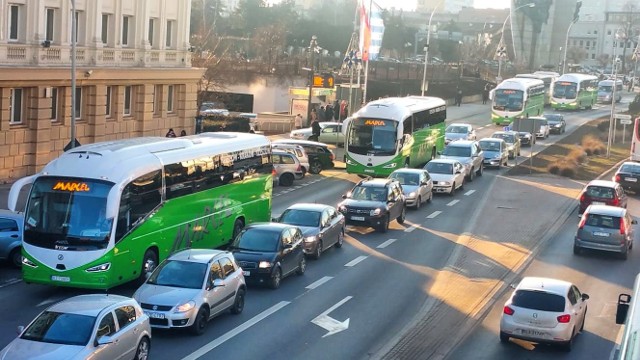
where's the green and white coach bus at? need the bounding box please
[551,73,598,110]
[491,77,545,125]
[343,96,446,177]
[515,71,559,105]
[7,132,273,289]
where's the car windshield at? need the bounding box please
[620,164,640,174]
[389,172,420,186]
[232,228,280,252]
[598,85,612,93]
[21,311,95,346]
[479,141,501,151]
[445,125,469,134]
[350,186,387,201]
[585,214,621,229]
[426,162,453,174]
[442,146,471,157]
[147,260,207,289]
[586,186,614,199]
[280,209,321,227]
[512,290,565,312]
[492,133,515,143]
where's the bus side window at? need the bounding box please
[116,170,162,241]
[403,117,413,135]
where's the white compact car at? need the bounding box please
[500,277,589,351]
[423,159,465,196]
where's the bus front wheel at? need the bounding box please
[232,219,244,241]
[139,249,158,284]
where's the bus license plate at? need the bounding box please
[243,271,250,277]
[593,231,610,237]
[51,275,71,282]
[144,311,165,319]
[351,216,365,221]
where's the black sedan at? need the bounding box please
[517,131,535,146]
[544,114,566,134]
[275,203,345,259]
[229,223,305,289]
[613,161,640,193]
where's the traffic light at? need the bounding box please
[573,1,582,22]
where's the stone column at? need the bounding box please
[28,86,53,175]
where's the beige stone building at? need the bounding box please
[0,0,203,181]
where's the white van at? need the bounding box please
[597,79,623,103]
[272,143,310,176]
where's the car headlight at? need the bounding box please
[22,257,37,268]
[493,155,501,159]
[440,181,451,186]
[86,262,111,273]
[383,163,397,169]
[259,261,272,268]
[408,191,416,198]
[305,235,318,243]
[174,300,196,313]
[338,205,347,213]
[370,208,382,216]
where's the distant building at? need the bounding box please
[416,0,474,14]
[0,0,203,180]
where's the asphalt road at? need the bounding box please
[0,97,635,360]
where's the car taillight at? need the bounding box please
[620,219,626,235]
[272,169,276,176]
[611,197,619,206]
[557,314,571,323]
[614,174,621,182]
[503,306,514,316]
[296,163,302,171]
[580,193,586,203]
[329,150,335,161]
[578,214,587,229]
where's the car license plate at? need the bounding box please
[243,271,250,276]
[521,329,545,336]
[144,311,165,319]
[51,275,70,282]
[593,231,610,237]
[351,216,365,221]
[592,201,605,205]
[625,177,637,182]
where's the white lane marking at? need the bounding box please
[427,211,442,219]
[311,296,353,338]
[377,239,397,248]
[404,224,418,233]
[181,301,290,360]
[0,278,21,289]
[306,276,333,290]
[344,256,368,267]
[447,200,460,206]
[464,190,476,196]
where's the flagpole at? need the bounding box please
[363,0,372,105]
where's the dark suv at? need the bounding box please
[272,139,335,174]
[337,178,406,233]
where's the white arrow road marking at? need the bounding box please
[427,211,442,219]
[344,256,367,267]
[447,200,459,206]
[37,295,68,307]
[311,296,353,337]
[377,239,397,248]
[404,224,418,233]
[182,301,290,360]
[464,190,476,196]
[306,276,333,290]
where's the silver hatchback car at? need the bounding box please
[388,168,433,209]
[574,204,636,259]
[0,294,151,360]
[133,249,246,335]
[273,151,305,187]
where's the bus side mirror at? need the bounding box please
[617,293,631,325]
[489,90,494,101]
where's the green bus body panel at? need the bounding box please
[491,94,545,125]
[22,175,272,290]
[551,90,596,110]
[346,124,444,177]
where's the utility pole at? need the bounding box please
[306,36,318,126]
[70,0,77,149]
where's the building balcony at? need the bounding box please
[0,43,192,68]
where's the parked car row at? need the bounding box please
[271,139,336,187]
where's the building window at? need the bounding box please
[51,88,59,121]
[74,87,82,120]
[124,86,132,116]
[153,85,161,114]
[45,8,55,42]
[608,30,612,35]
[106,86,113,118]
[594,30,598,35]
[10,88,23,124]
[579,40,583,46]
[148,18,155,46]
[591,53,595,59]
[593,41,596,48]
[9,5,21,41]
[122,16,131,46]
[101,14,110,44]
[167,85,174,113]
[73,11,83,44]
[166,20,174,48]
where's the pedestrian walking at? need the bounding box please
[325,105,334,122]
[333,100,340,120]
[482,83,490,105]
[318,106,326,122]
[180,130,187,137]
[294,114,303,129]
[310,119,321,141]
[455,89,463,107]
[166,128,176,138]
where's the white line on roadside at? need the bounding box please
[464,190,476,196]
[345,256,368,267]
[377,239,397,248]
[404,225,418,233]
[306,276,333,290]
[447,200,460,206]
[181,301,290,360]
[0,278,21,289]
[427,211,442,219]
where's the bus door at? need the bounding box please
[632,117,640,162]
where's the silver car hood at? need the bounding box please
[400,185,419,194]
[0,338,85,360]
[135,284,201,307]
[429,173,455,182]
[445,133,467,141]
[439,155,472,165]
[298,225,319,237]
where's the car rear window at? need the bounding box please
[512,290,565,312]
[585,214,621,229]
[586,186,614,199]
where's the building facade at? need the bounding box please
[0,0,203,181]
[416,0,473,14]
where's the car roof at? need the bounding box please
[168,249,227,263]
[246,222,296,231]
[273,139,329,147]
[0,209,23,220]
[516,277,571,296]
[285,203,333,212]
[446,140,475,147]
[586,179,618,188]
[585,204,626,217]
[480,138,503,143]
[272,150,299,159]
[447,123,471,128]
[357,178,396,187]
[492,131,517,135]
[48,294,133,317]
[391,168,427,175]
[428,158,459,165]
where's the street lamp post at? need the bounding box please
[306,35,318,126]
[561,20,576,74]
[70,0,77,149]
[497,3,535,82]
[421,0,445,96]
[607,58,622,158]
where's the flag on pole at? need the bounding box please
[359,0,384,62]
[633,43,640,61]
[494,40,507,61]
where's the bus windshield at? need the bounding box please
[493,90,524,111]
[24,177,115,250]
[347,118,398,155]
[553,82,577,99]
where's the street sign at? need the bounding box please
[313,74,335,88]
[621,119,632,125]
[615,114,632,120]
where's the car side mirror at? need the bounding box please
[581,293,589,301]
[16,326,24,335]
[271,217,278,222]
[213,278,225,288]
[97,335,114,346]
[633,220,638,225]
[342,194,347,199]
[617,293,631,324]
[284,243,293,249]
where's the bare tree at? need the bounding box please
[620,1,640,73]
[567,47,587,66]
[596,54,610,68]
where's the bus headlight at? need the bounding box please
[383,163,398,169]
[22,257,38,268]
[174,300,195,313]
[570,102,577,105]
[370,208,382,216]
[259,261,272,268]
[346,158,354,165]
[86,262,111,272]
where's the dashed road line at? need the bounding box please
[427,211,442,219]
[377,239,397,248]
[464,190,476,196]
[447,199,460,206]
[306,276,333,290]
[0,278,21,289]
[345,256,368,267]
[404,224,418,233]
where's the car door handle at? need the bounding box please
[11,235,19,238]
